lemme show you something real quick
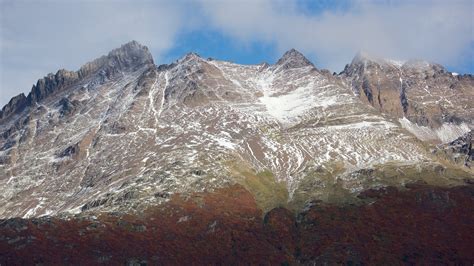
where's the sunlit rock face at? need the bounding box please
[340,52,474,143]
[0,41,472,221]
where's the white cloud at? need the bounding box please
[0,0,192,106]
[1,0,472,107]
[198,0,473,71]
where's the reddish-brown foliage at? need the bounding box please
[1,184,473,265]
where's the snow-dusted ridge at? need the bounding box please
[0,42,472,218]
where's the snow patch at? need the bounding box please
[327,120,396,130]
[399,117,471,143]
[258,82,338,123]
[387,59,405,67]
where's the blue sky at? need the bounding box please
[163,29,279,66]
[1,0,473,106]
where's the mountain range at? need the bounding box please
[0,41,473,264]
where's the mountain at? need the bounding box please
[1,41,473,264]
[340,52,473,143]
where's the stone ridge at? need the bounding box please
[0,94,28,121]
[275,48,314,70]
[0,41,154,122]
[78,40,154,78]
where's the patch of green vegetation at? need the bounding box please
[227,157,472,214]
[370,163,472,187]
[288,161,472,212]
[288,161,360,210]
[228,161,288,213]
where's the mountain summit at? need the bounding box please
[275,48,314,70]
[341,51,473,135]
[108,40,154,66]
[0,41,154,122]
[78,40,154,78]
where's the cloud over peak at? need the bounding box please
[199,0,473,71]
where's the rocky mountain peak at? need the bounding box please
[349,51,405,69]
[0,41,155,122]
[107,40,154,67]
[177,52,203,65]
[78,40,154,78]
[275,48,314,70]
[27,69,80,104]
[341,50,473,134]
[0,93,27,121]
[347,51,446,75]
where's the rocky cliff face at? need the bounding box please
[0,41,153,123]
[0,93,27,121]
[340,52,474,143]
[434,130,473,168]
